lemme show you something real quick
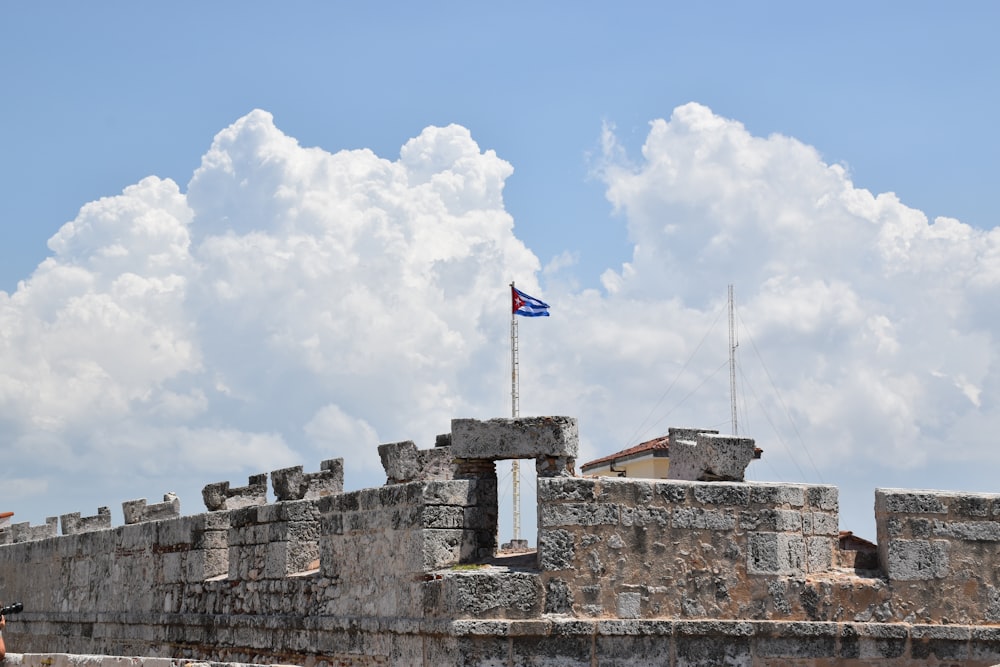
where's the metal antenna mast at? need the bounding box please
[728,284,738,435]
[509,282,521,541]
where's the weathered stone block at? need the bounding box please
[257,498,320,524]
[378,441,455,484]
[932,519,1000,541]
[539,503,620,528]
[424,479,492,507]
[538,529,575,570]
[443,571,542,618]
[537,477,597,503]
[753,621,838,659]
[971,627,1000,663]
[510,634,592,665]
[545,578,574,614]
[910,623,971,660]
[655,481,690,504]
[672,507,736,531]
[692,483,751,506]
[805,485,839,511]
[806,536,833,572]
[451,416,578,460]
[594,634,674,667]
[422,529,482,569]
[668,434,757,482]
[596,619,674,636]
[802,511,839,536]
[423,505,466,529]
[853,623,908,659]
[886,539,950,580]
[954,494,993,518]
[616,592,641,619]
[739,508,801,532]
[620,506,670,527]
[876,489,947,515]
[675,635,751,666]
[748,532,805,575]
[750,483,805,507]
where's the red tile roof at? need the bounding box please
[581,435,670,472]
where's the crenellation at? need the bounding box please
[122,493,180,525]
[202,473,267,512]
[60,506,112,535]
[3,418,1000,665]
[10,516,58,542]
[378,440,456,484]
[270,458,344,501]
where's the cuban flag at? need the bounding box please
[512,286,550,317]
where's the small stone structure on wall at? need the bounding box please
[1,416,1000,665]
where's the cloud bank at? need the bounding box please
[3,104,998,539]
[1,111,539,522]
[582,104,999,474]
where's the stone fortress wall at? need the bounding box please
[0,417,999,665]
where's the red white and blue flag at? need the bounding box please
[512,286,550,317]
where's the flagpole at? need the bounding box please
[509,282,521,542]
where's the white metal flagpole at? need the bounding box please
[510,282,521,541]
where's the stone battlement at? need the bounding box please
[0,416,998,665]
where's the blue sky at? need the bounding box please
[4,3,996,291]
[1,2,999,542]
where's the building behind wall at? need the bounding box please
[580,434,672,478]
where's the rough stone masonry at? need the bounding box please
[1,416,1000,666]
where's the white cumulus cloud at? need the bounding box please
[0,110,539,523]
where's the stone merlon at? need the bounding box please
[271,458,344,501]
[202,473,268,511]
[668,430,759,482]
[451,416,578,460]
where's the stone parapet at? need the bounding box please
[537,477,840,619]
[876,487,1000,623]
